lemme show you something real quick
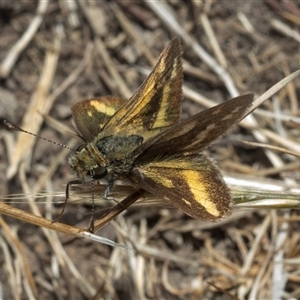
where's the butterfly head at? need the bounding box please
[68,142,107,182]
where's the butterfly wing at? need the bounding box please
[130,155,231,221]
[71,96,125,142]
[128,94,254,221]
[102,37,183,135]
[133,94,254,162]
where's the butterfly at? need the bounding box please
[67,37,254,230]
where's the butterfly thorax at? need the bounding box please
[96,134,144,175]
[68,134,144,182]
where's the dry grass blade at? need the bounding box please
[200,13,227,68]
[271,18,300,43]
[0,201,81,236]
[111,2,156,65]
[250,69,300,113]
[0,0,49,78]
[0,216,38,299]
[242,140,300,159]
[79,1,132,98]
[145,1,239,97]
[6,28,62,179]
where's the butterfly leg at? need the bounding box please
[52,179,81,223]
[101,179,127,208]
[103,179,114,199]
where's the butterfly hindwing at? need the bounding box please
[130,155,231,221]
[71,96,125,142]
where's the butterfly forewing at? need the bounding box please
[102,37,183,135]
[133,94,254,162]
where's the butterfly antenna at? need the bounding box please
[89,171,95,233]
[4,120,76,151]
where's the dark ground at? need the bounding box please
[1,1,300,299]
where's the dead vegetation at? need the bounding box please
[1,1,300,299]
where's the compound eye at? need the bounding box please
[91,167,107,180]
[76,144,86,152]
